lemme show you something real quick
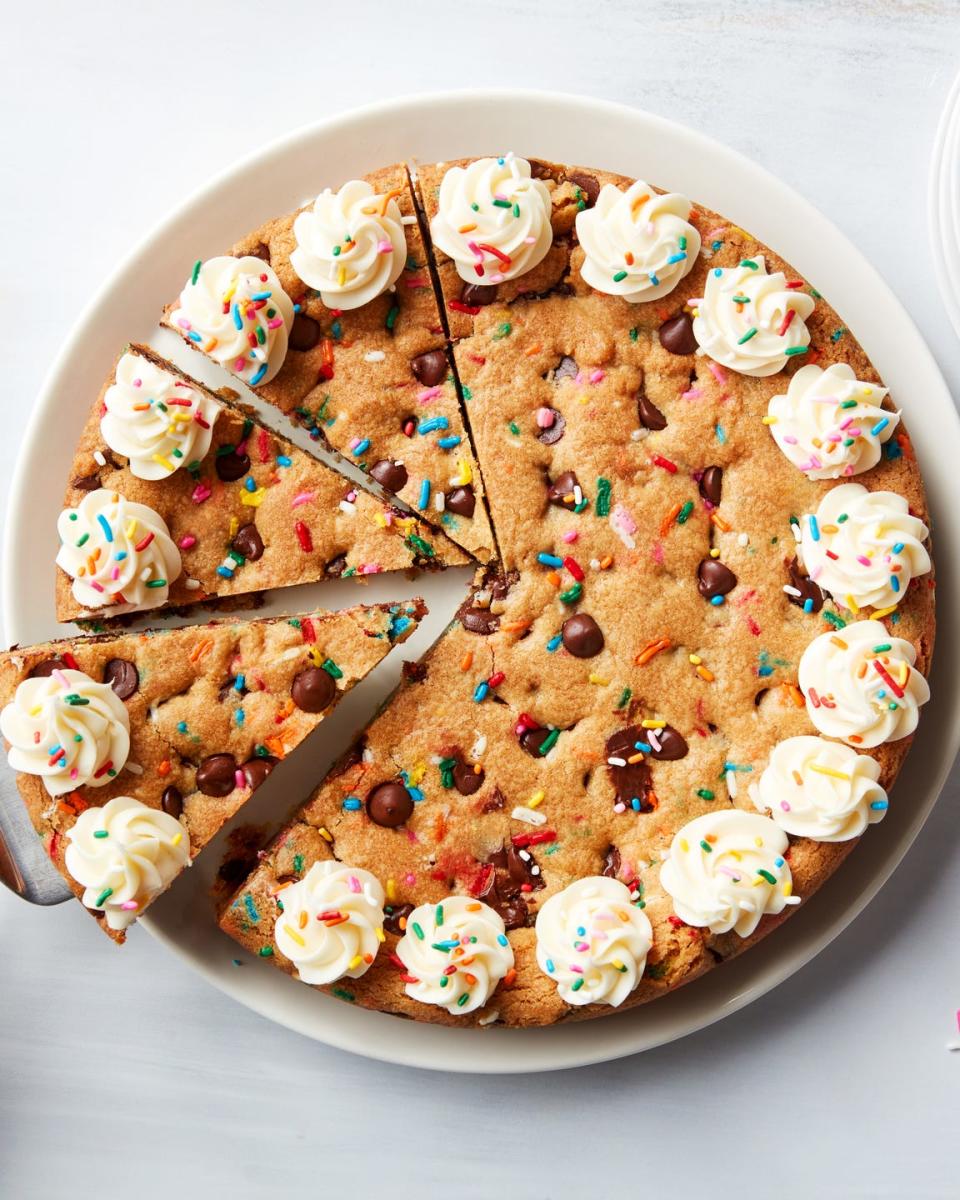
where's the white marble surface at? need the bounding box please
[2,3,960,1196]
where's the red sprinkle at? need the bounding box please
[563,556,584,582]
[257,429,271,463]
[294,521,313,552]
[515,712,539,734]
[511,829,557,848]
[651,454,678,474]
[300,617,316,644]
[62,652,80,671]
[449,300,481,316]
[487,671,505,688]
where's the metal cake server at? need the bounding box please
[0,763,71,904]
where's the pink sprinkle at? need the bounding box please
[648,730,662,752]
[780,801,791,811]
[652,541,665,565]
[53,669,70,687]
[848,427,862,438]
[562,530,578,544]
[345,490,357,503]
[90,581,105,593]
[717,866,742,880]
[574,941,590,952]
[611,503,638,536]
[291,491,315,509]
[613,802,626,813]
[839,417,854,430]
[493,191,509,201]
[111,567,120,581]
[267,318,283,329]
[176,318,192,331]
[809,566,822,580]
[707,362,727,385]
[360,563,382,575]
[589,369,605,384]
[191,483,212,505]
[179,534,197,550]
[488,273,505,284]
[705,226,728,240]
[536,407,555,428]
[404,873,416,886]
[681,388,703,399]
[70,768,78,780]
[235,769,246,790]
[857,555,871,567]
[377,239,393,254]
[784,435,798,445]
[132,378,142,388]
[523,236,535,245]
[467,240,482,257]
[234,357,246,372]
[569,964,584,974]
[348,437,361,451]
[417,386,442,404]
[348,875,361,894]
[121,900,139,911]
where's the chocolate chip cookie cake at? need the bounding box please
[2,152,935,1028]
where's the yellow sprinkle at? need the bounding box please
[318,827,333,843]
[408,762,427,786]
[283,924,306,947]
[611,959,625,971]
[872,604,898,620]
[845,593,860,614]
[679,838,690,852]
[386,878,397,903]
[308,646,322,667]
[29,704,42,716]
[170,831,182,847]
[125,519,138,539]
[298,910,308,929]
[241,487,266,507]
[782,881,793,897]
[755,837,764,847]
[228,516,239,538]
[451,458,473,486]
[588,673,609,686]
[337,265,347,287]
[151,454,176,472]
[762,415,778,425]
[348,955,363,971]
[688,654,702,665]
[809,763,851,781]
[641,719,666,729]
[528,790,545,810]
[373,512,387,528]
[709,547,720,558]
[375,927,386,943]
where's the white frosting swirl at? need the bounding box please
[170,255,294,386]
[799,483,930,612]
[692,256,815,376]
[291,180,406,310]
[64,796,189,929]
[576,180,700,302]
[750,735,888,841]
[535,876,652,1007]
[396,896,513,1015]
[659,810,798,937]
[429,154,553,285]
[274,861,385,985]
[56,489,181,613]
[100,352,220,481]
[1,669,130,796]
[767,363,899,479]
[798,621,929,748]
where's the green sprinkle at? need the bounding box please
[321,658,343,679]
[696,789,715,801]
[492,198,512,208]
[677,500,694,524]
[258,946,274,957]
[145,579,167,589]
[191,259,202,285]
[617,687,632,709]
[831,327,847,343]
[386,304,400,331]
[571,977,585,992]
[293,854,304,876]
[757,869,777,885]
[823,610,847,630]
[559,582,583,604]
[596,477,612,517]
[95,887,114,907]
[508,420,520,436]
[93,830,109,839]
[76,532,89,547]
[740,259,759,270]
[538,728,560,756]
[700,839,713,853]
[331,987,356,1002]
[64,694,89,706]
[512,202,520,218]
[457,992,471,1006]
[492,322,512,340]
[872,643,892,653]
[435,903,444,927]
[629,327,638,342]
[406,533,435,558]
[784,345,809,356]
[412,921,425,941]
[737,327,758,345]
[612,270,628,282]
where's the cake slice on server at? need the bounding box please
[161,164,495,563]
[0,599,425,941]
[55,345,467,623]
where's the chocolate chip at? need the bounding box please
[561,613,604,658]
[196,754,238,798]
[547,470,581,511]
[459,606,500,636]
[410,349,448,386]
[241,755,278,790]
[601,845,621,879]
[28,658,64,678]
[659,313,697,355]
[786,556,824,613]
[250,241,271,262]
[649,725,689,761]
[161,786,183,819]
[605,728,656,812]
[369,459,409,493]
[446,485,475,518]
[291,667,336,713]
[481,786,507,813]
[325,554,347,578]
[697,559,738,600]
[453,760,485,795]
[567,171,600,207]
[520,726,554,757]
[366,781,414,828]
[699,466,723,506]
[553,355,579,380]
[456,567,518,636]
[383,902,414,935]
[289,313,321,351]
[460,282,498,307]
[637,390,667,431]
[103,658,139,700]
[402,660,428,684]
[537,408,566,445]
[72,473,101,492]
[215,447,251,482]
[232,523,264,562]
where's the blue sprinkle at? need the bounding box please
[244,476,257,492]
[437,435,462,450]
[232,303,243,330]
[243,893,260,923]
[473,681,489,702]
[715,424,726,444]
[631,797,641,811]
[710,595,724,606]
[342,796,362,811]
[758,665,774,677]
[114,551,127,562]
[648,272,660,286]
[803,597,814,613]
[870,800,889,810]
[352,438,371,456]
[176,721,187,733]
[235,709,245,727]
[537,552,564,568]
[96,514,113,543]
[546,634,562,652]
[217,565,235,579]
[870,417,889,437]
[497,934,508,947]
[713,267,723,276]
[808,515,820,542]
[633,741,651,753]
[892,542,904,554]
[234,675,245,692]
[666,252,687,265]
[417,416,449,435]
[418,479,431,508]
[546,958,555,973]
[187,330,202,343]
[249,363,267,387]
[277,455,292,467]
[775,857,785,868]
[890,575,900,592]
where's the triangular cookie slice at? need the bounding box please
[160,164,495,563]
[0,599,425,941]
[56,345,466,622]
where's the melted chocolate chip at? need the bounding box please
[231,523,264,562]
[215,447,251,482]
[637,390,667,431]
[289,313,321,351]
[481,786,507,813]
[537,408,566,445]
[546,470,581,511]
[566,171,600,207]
[291,667,336,714]
[366,781,414,828]
[103,658,139,700]
[161,786,183,819]
[786,557,824,613]
[460,282,498,307]
[648,725,689,761]
[601,845,621,879]
[410,349,448,387]
[369,459,409,493]
[453,760,485,795]
[658,313,697,355]
[480,843,543,929]
[561,613,604,658]
[72,473,101,492]
[699,466,723,506]
[383,903,414,936]
[28,658,64,678]
[520,726,554,757]
[196,754,238,798]
[446,485,475,518]
[456,567,518,636]
[605,728,656,812]
[325,554,347,578]
[402,660,428,684]
[697,558,738,600]
[241,755,278,790]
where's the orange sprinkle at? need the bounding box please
[524,343,543,357]
[659,503,683,537]
[460,652,473,671]
[458,222,478,234]
[599,554,614,569]
[547,570,561,589]
[624,251,634,266]
[849,734,863,744]
[630,193,651,217]
[157,759,171,777]
[696,665,715,682]
[298,910,308,929]
[710,511,732,532]
[635,636,671,666]
[189,638,214,663]
[500,620,531,633]
[466,902,482,911]
[503,968,518,987]
[379,187,403,216]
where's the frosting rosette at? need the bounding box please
[64,796,189,929]
[750,735,888,841]
[692,256,815,376]
[535,876,652,1007]
[0,668,130,796]
[100,351,221,480]
[576,180,700,302]
[56,489,181,613]
[396,896,513,1015]
[767,362,899,480]
[170,255,294,386]
[291,180,407,310]
[429,153,553,285]
[273,860,385,985]
[798,483,930,612]
[659,810,798,938]
[798,621,929,748]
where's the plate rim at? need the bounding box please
[4,88,958,1073]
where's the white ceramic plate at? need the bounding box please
[4,91,958,1073]
[930,68,960,339]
